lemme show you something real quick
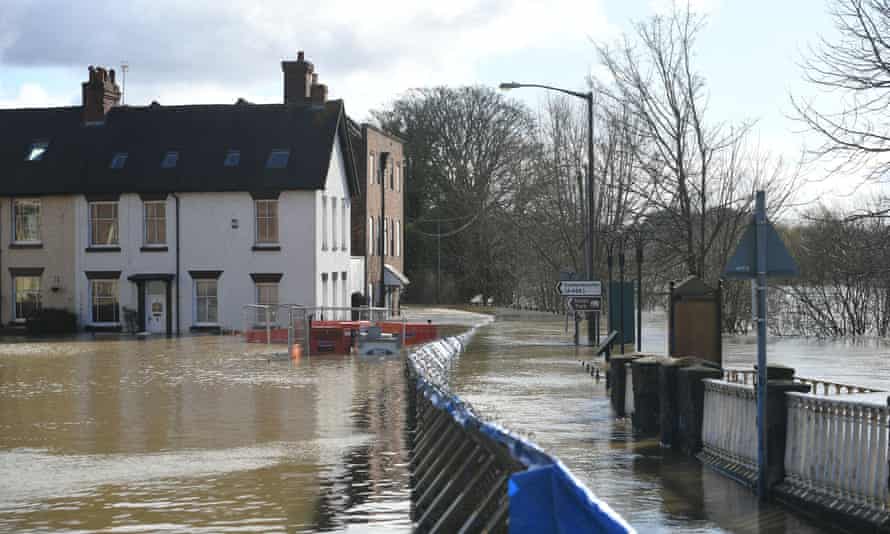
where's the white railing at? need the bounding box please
[701,379,757,471]
[784,392,890,511]
[724,368,881,396]
[625,365,635,416]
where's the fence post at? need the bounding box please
[631,356,660,435]
[677,365,723,455]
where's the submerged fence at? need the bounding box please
[407,332,632,533]
[701,379,757,476]
[783,392,890,513]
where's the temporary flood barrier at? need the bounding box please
[407,331,632,533]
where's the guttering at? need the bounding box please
[173,193,181,335]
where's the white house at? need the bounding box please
[0,55,359,335]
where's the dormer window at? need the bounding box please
[266,149,289,169]
[224,149,240,167]
[110,152,128,169]
[161,151,179,169]
[25,140,49,161]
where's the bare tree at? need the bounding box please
[794,0,890,189]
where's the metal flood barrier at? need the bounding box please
[407,332,633,533]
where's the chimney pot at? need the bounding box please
[81,64,121,124]
[282,50,316,105]
[298,51,304,61]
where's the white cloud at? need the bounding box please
[0,0,613,117]
[0,82,65,108]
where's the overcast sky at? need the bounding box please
[0,0,870,207]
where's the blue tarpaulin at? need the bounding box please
[409,335,634,534]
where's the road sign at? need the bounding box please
[556,280,602,297]
[569,297,601,311]
[724,219,799,278]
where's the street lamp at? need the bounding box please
[499,81,597,345]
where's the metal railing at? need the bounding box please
[701,379,758,473]
[241,304,402,356]
[724,368,882,395]
[784,392,890,512]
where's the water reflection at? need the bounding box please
[0,332,415,533]
[452,312,834,533]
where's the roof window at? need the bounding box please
[266,149,289,169]
[224,149,241,167]
[161,151,179,169]
[110,152,128,169]
[25,140,49,161]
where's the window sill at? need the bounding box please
[252,245,281,251]
[9,242,43,249]
[86,323,122,332]
[86,246,121,253]
[140,246,169,252]
[190,324,221,333]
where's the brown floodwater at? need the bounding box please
[449,309,889,533]
[0,307,885,533]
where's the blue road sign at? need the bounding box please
[723,219,799,279]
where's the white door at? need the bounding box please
[146,282,166,333]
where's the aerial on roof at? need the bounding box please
[0,100,359,197]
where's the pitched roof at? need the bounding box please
[0,100,359,197]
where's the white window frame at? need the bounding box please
[331,197,338,251]
[396,219,401,257]
[194,279,219,326]
[143,200,166,246]
[12,198,41,244]
[254,199,279,245]
[341,198,347,253]
[255,281,279,324]
[368,153,375,184]
[90,279,120,325]
[368,216,374,254]
[89,201,119,247]
[322,196,328,250]
[12,275,41,322]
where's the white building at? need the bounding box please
[0,54,360,334]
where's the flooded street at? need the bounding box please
[0,334,414,533]
[451,309,890,533]
[0,307,887,532]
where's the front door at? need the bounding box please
[146,281,166,334]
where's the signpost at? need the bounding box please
[556,280,602,298]
[569,297,601,312]
[557,280,602,345]
[723,190,799,500]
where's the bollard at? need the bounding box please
[677,364,723,455]
[609,354,639,417]
[631,356,661,435]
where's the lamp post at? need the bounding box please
[500,81,596,345]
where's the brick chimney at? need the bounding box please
[81,66,121,124]
[282,51,314,104]
[310,72,328,105]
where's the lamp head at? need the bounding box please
[499,82,520,91]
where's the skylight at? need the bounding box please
[224,149,241,167]
[25,140,49,161]
[161,151,179,169]
[110,152,128,169]
[266,149,289,169]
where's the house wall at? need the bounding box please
[316,134,352,312]
[72,134,352,332]
[364,127,405,308]
[0,195,78,324]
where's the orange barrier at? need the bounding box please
[310,326,351,354]
[381,322,438,346]
[245,328,289,343]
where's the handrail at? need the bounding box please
[723,367,883,395]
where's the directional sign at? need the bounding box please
[569,297,601,311]
[556,280,602,297]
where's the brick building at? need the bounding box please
[349,123,407,313]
